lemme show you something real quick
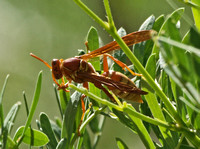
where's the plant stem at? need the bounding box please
[70,84,200,146]
[103,0,115,29]
[69,84,121,111]
[123,106,171,129]
[69,84,172,130]
[73,0,109,31]
[70,106,106,148]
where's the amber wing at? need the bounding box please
[79,30,153,60]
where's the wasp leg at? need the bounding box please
[84,41,90,52]
[103,53,142,77]
[77,82,88,136]
[52,72,70,92]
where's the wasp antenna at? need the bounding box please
[30,53,52,69]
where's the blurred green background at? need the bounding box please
[0,0,192,148]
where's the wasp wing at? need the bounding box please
[79,30,153,60]
[78,72,147,95]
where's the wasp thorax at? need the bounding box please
[52,59,63,79]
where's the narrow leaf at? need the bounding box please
[21,71,42,139]
[127,105,155,149]
[82,130,92,149]
[116,137,128,149]
[4,102,21,134]
[61,90,80,146]
[0,74,9,129]
[158,36,200,57]
[87,26,100,70]
[113,27,127,72]
[40,113,58,149]
[133,15,155,65]
[58,79,70,114]
[13,126,49,147]
[87,27,101,106]
[191,0,200,31]
[56,138,67,149]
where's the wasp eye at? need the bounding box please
[52,59,63,79]
[52,59,58,66]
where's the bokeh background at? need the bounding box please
[0,0,192,148]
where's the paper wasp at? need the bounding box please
[30,30,152,133]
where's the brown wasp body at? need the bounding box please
[30,30,153,134]
[30,30,152,103]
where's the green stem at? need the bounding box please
[80,106,106,132]
[70,85,200,146]
[70,106,106,148]
[73,0,109,31]
[69,84,172,130]
[103,0,115,29]
[177,0,200,9]
[69,84,121,111]
[123,106,171,129]
[175,134,184,149]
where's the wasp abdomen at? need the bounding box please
[102,71,146,103]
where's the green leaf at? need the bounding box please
[159,70,173,100]
[143,9,186,147]
[50,120,61,141]
[112,109,137,134]
[58,79,70,114]
[180,144,196,149]
[111,106,155,148]
[56,138,67,149]
[4,102,21,134]
[86,27,101,106]
[193,113,200,129]
[158,28,200,105]
[13,126,49,147]
[139,101,151,133]
[61,90,80,146]
[191,0,200,31]
[133,15,155,65]
[142,74,176,147]
[152,8,185,59]
[116,137,129,149]
[4,135,17,149]
[153,15,165,32]
[87,26,99,52]
[190,27,200,48]
[82,130,92,149]
[145,53,156,79]
[89,116,100,133]
[0,75,9,130]
[53,84,63,117]
[40,113,58,149]
[126,105,155,149]
[92,114,105,148]
[2,126,8,149]
[113,27,127,73]
[170,79,186,121]
[87,26,100,70]
[158,36,200,57]
[18,71,42,145]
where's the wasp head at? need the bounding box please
[52,59,63,79]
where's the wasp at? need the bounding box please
[30,30,152,133]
